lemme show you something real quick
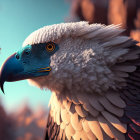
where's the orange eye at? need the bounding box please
[46,42,55,52]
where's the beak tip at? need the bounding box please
[1,88,5,94]
[0,81,5,94]
[0,87,5,94]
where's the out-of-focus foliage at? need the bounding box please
[15,105,48,140]
[0,100,16,140]
[0,100,48,140]
[68,0,140,45]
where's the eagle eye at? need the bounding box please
[46,42,55,52]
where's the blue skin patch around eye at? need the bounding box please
[0,42,59,93]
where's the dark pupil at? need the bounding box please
[48,45,52,49]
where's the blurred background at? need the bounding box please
[0,0,140,139]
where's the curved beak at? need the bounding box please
[0,53,25,93]
[0,53,51,94]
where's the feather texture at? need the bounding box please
[99,96,124,117]
[23,22,123,47]
[87,117,104,140]
[105,91,126,108]
[98,115,115,139]
[70,112,82,131]
[102,111,127,133]
[22,22,140,140]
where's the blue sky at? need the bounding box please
[0,0,70,112]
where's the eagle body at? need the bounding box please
[0,22,140,140]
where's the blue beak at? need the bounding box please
[0,52,51,94]
[0,53,25,93]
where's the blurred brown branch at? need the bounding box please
[68,0,140,45]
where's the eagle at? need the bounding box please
[0,21,140,140]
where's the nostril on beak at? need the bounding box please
[15,54,19,59]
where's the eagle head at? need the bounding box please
[0,21,132,95]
